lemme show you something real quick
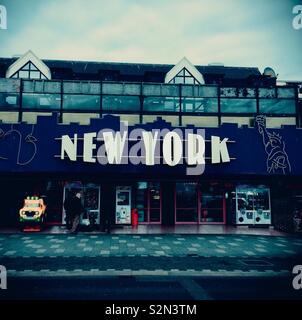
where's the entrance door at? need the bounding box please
[62,182,101,225]
[235,186,271,225]
[116,186,131,224]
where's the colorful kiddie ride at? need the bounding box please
[19,196,47,231]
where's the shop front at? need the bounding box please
[0,113,301,231]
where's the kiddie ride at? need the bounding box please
[19,196,47,232]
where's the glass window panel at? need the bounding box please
[238,88,256,98]
[0,93,19,109]
[22,112,52,124]
[0,112,18,123]
[19,70,30,79]
[177,69,185,77]
[265,117,296,128]
[259,88,276,98]
[144,97,180,112]
[29,63,38,71]
[150,209,160,222]
[185,77,195,85]
[102,95,140,111]
[142,115,179,126]
[62,113,99,124]
[149,182,160,208]
[176,182,197,208]
[221,117,253,127]
[184,69,191,76]
[182,98,218,112]
[220,87,237,97]
[41,74,47,80]
[182,116,218,127]
[176,208,198,222]
[174,76,184,84]
[259,99,295,114]
[277,87,295,98]
[21,62,30,70]
[138,209,148,223]
[200,208,223,223]
[23,93,61,109]
[221,98,257,113]
[63,94,100,110]
[12,74,18,79]
[30,71,41,79]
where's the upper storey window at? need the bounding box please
[165,57,205,85]
[6,50,51,80]
[10,62,48,80]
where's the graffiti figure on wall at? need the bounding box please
[0,124,37,165]
[256,115,291,174]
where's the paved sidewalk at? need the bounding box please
[0,234,301,276]
[0,233,301,258]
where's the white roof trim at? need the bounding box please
[165,57,205,84]
[6,50,51,79]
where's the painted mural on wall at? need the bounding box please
[255,115,291,174]
[0,124,37,165]
[0,113,301,176]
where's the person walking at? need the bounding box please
[63,192,74,230]
[69,192,84,234]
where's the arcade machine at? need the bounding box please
[19,196,47,231]
[233,185,271,226]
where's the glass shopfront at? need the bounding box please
[134,182,161,224]
[175,182,226,224]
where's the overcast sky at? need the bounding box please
[0,0,301,80]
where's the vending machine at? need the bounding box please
[116,186,131,224]
[234,186,271,226]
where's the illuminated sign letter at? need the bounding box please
[211,136,230,164]
[142,131,158,165]
[163,132,182,166]
[83,132,96,163]
[102,131,127,164]
[61,134,77,161]
[187,133,205,165]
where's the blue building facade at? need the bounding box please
[0,51,301,231]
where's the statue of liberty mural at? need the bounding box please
[255,115,291,174]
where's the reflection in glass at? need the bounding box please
[63,94,100,110]
[23,93,61,109]
[143,97,180,112]
[259,99,295,114]
[221,98,256,113]
[176,183,198,222]
[182,98,218,112]
[103,95,140,111]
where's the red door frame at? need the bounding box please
[175,182,226,225]
[138,182,162,224]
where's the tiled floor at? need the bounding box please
[0,233,301,258]
[0,224,288,236]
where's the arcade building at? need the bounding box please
[0,50,301,232]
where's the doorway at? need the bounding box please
[62,182,101,225]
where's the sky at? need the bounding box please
[0,0,301,80]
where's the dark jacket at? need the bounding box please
[64,196,83,217]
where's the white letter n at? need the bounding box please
[61,134,77,161]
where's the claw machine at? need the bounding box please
[233,185,271,226]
